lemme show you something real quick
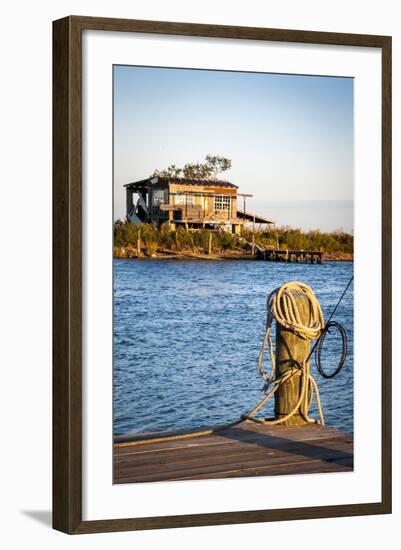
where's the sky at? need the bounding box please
[113,65,353,232]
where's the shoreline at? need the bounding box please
[113,247,353,262]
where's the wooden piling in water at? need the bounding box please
[261,249,322,263]
[137,228,141,256]
[251,215,256,256]
[274,295,311,426]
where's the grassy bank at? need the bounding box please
[242,226,353,256]
[113,222,353,260]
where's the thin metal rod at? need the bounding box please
[305,275,354,364]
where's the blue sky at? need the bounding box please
[114,65,353,232]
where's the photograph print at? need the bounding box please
[112,64,354,485]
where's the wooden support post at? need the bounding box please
[273,224,279,250]
[251,215,256,256]
[137,228,141,256]
[208,232,212,255]
[274,295,311,426]
[184,195,188,231]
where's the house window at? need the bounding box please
[174,193,194,206]
[152,189,167,206]
[214,195,231,211]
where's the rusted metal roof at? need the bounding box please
[125,176,238,189]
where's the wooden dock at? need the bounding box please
[113,422,353,484]
[261,249,322,263]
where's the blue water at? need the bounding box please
[113,260,353,435]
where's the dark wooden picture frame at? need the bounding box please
[53,15,392,534]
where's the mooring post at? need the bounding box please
[251,215,256,256]
[208,232,212,255]
[137,227,141,257]
[274,295,311,425]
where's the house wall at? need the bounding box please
[126,182,239,225]
[168,183,237,221]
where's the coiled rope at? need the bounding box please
[257,281,324,386]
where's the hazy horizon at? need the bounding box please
[113,65,354,232]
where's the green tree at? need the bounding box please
[204,155,232,178]
[152,164,183,178]
[182,161,212,178]
[151,154,232,180]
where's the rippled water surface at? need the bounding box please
[114,260,353,435]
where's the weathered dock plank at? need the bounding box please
[113,422,353,484]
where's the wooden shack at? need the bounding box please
[125,176,273,233]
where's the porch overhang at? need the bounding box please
[236,210,274,224]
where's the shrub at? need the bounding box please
[113,222,353,255]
